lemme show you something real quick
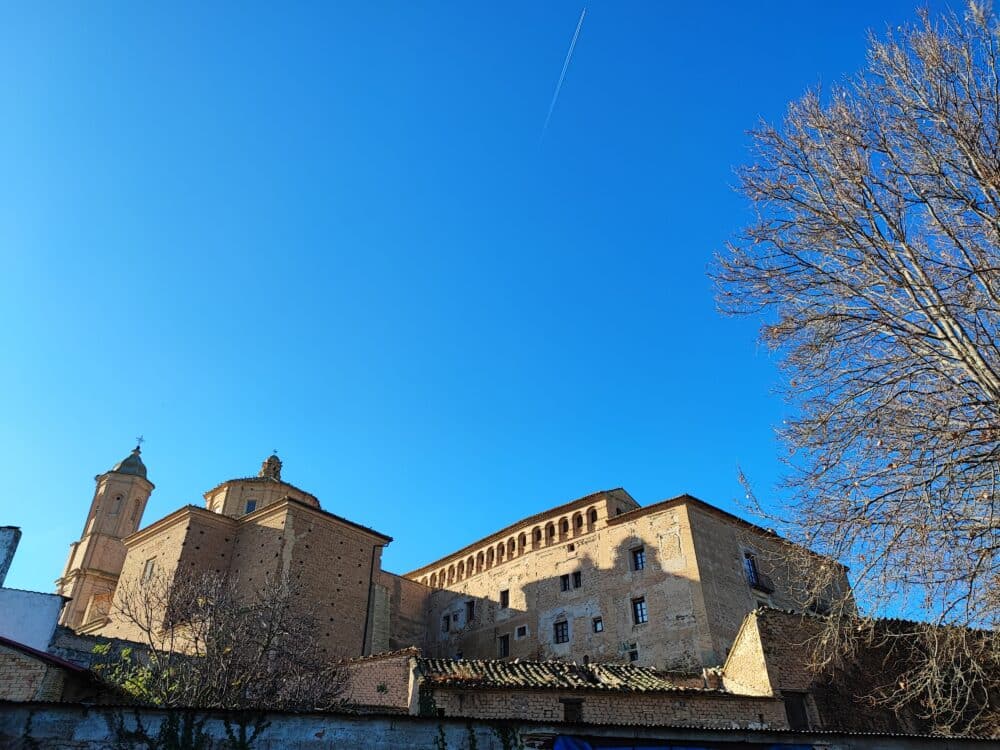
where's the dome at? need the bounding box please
[110,445,148,478]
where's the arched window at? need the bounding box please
[545,523,556,543]
[447,565,455,584]
[467,556,475,576]
[497,542,505,562]
[518,533,527,552]
[486,548,495,568]
[533,527,542,546]
[439,569,446,586]
[430,573,438,587]
[572,513,584,535]
[559,518,569,538]
[588,508,598,527]
[457,561,465,580]
[508,538,516,557]
[420,576,428,586]
[477,551,485,572]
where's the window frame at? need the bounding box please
[572,571,582,589]
[631,546,646,571]
[631,596,648,625]
[499,589,510,609]
[592,616,604,633]
[465,600,476,622]
[553,620,569,644]
[559,574,570,592]
[498,633,510,658]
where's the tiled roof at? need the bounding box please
[417,658,721,694]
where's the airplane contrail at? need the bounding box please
[541,7,587,140]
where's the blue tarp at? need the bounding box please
[553,739,815,750]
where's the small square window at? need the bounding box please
[560,574,570,592]
[592,617,603,633]
[632,596,648,624]
[561,698,583,723]
[498,634,510,657]
[572,571,582,589]
[465,601,476,622]
[499,589,509,608]
[515,625,528,639]
[245,500,257,513]
[441,615,450,633]
[631,547,646,571]
[553,620,569,644]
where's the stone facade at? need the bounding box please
[55,449,845,674]
[408,491,848,671]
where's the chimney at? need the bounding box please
[0,527,21,587]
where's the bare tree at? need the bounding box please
[94,568,345,712]
[713,2,999,735]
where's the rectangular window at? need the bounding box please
[465,601,475,622]
[592,617,603,633]
[553,620,569,644]
[632,547,646,571]
[442,615,450,633]
[515,625,527,639]
[572,571,582,589]
[560,574,570,592]
[628,647,639,662]
[498,634,510,657]
[561,698,583,723]
[499,589,509,608]
[141,558,156,585]
[245,500,257,513]
[782,691,811,730]
[632,596,648,624]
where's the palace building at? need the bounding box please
[56,447,847,672]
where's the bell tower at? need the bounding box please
[56,444,154,630]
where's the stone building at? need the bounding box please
[56,448,846,673]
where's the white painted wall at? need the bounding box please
[0,588,64,651]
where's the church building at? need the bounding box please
[56,447,848,672]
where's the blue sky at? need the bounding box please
[0,1,954,593]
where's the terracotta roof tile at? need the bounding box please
[417,658,722,694]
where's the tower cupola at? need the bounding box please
[109,445,148,479]
[259,454,282,480]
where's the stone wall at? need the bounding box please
[429,685,787,728]
[371,570,431,653]
[341,649,417,712]
[0,643,64,701]
[4,702,982,749]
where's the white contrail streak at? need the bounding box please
[541,7,587,140]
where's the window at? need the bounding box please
[499,589,509,608]
[498,634,510,657]
[534,529,541,542]
[572,571,582,589]
[561,698,583,723]
[111,495,123,515]
[628,647,639,662]
[553,620,569,644]
[632,596,648,624]
[588,509,598,524]
[560,519,569,534]
[592,617,603,633]
[560,574,570,592]
[782,691,811,730]
[465,601,476,622]
[141,558,156,585]
[245,500,257,513]
[515,625,527,639]
[442,615,450,633]
[574,515,583,528]
[744,551,774,593]
[632,547,646,571]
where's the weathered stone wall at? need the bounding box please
[416,495,712,671]
[341,650,417,712]
[372,570,431,653]
[429,686,788,729]
[686,504,850,664]
[4,702,986,750]
[0,644,63,701]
